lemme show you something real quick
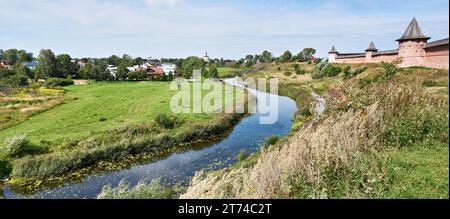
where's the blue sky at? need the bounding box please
[0,0,448,59]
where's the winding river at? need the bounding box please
[2,78,302,199]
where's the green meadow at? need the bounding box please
[0,81,245,179]
[0,81,235,147]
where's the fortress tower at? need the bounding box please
[365,41,378,61]
[396,17,430,67]
[328,45,338,63]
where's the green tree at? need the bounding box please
[5,49,18,65]
[17,50,33,63]
[79,62,94,79]
[168,72,174,81]
[208,64,218,78]
[261,51,273,63]
[302,48,317,61]
[35,49,57,79]
[0,49,5,60]
[13,64,33,79]
[57,54,78,78]
[116,63,129,80]
[280,50,293,63]
[107,55,121,66]
[122,54,134,66]
[182,56,204,79]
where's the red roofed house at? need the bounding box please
[147,67,165,79]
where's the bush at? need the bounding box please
[44,78,74,87]
[383,107,448,147]
[99,117,108,122]
[238,149,249,162]
[2,135,41,158]
[380,61,398,79]
[312,63,341,79]
[0,159,12,179]
[343,66,367,79]
[266,135,280,145]
[284,71,293,76]
[343,66,352,79]
[154,113,181,129]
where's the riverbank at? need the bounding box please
[181,63,449,199]
[0,81,249,191]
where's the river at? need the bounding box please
[2,78,300,199]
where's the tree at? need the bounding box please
[122,54,134,66]
[17,50,33,63]
[168,72,174,81]
[135,57,145,65]
[280,50,293,63]
[5,49,18,65]
[79,62,94,79]
[13,64,33,79]
[302,48,317,61]
[0,49,5,60]
[35,49,57,79]
[128,71,148,81]
[182,56,204,79]
[208,64,218,78]
[116,63,129,80]
[107,55,121,66]
[57,54,78,78]
[261,51,273,63]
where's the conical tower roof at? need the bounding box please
[366,41,378,52]
[397,17,430,41]
[329,45,337,53]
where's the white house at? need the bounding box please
[162,63,176,75]
[107,65,118,77]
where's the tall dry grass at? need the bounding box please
[181,74,448,199]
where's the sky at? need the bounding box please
[0,0,449,59]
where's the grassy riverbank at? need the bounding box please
[181,63,449,199]
[0,81,247,184]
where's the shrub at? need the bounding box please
[343,66,352,79]
[352,67,368,76]
[266,135,280,145]
[284,71,293,76]
[154,113,181,129]
[383,107,448,147]
[312,63,341,79]
[44,78,74,87]
[380,61,398,79]
[97,178,182,199]
[99,117,108,122]
[238,149,249,162]
[343,66,367,79]
[0,159,12,179]
[2,135,41,158]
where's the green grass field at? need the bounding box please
[217,67,240,78]
[0,81,245,179]
[0,81,233,148]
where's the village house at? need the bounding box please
[162,63,176,75]
[0,60,11,69]
[329,17,449,69]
